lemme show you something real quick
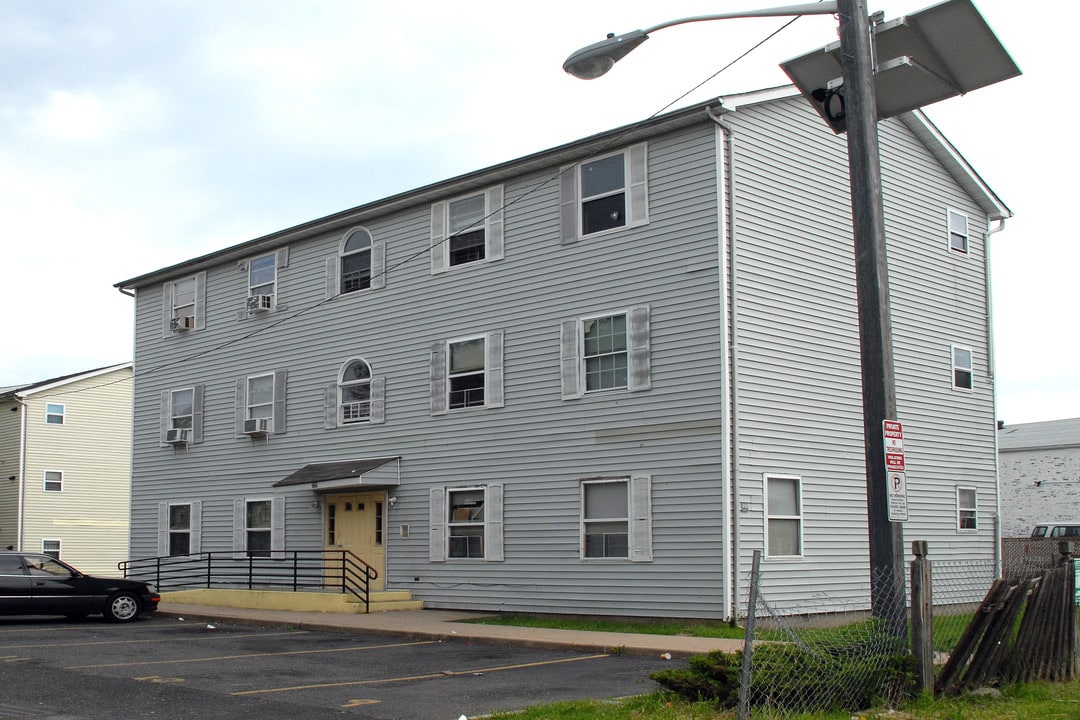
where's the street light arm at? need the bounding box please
[563,1,838,79]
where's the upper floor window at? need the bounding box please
[430,331,504,415]
[340,359,372,423]
[160,385,204,445]
[948,210,969,254]
[327,229,385,299]
[766,475,802,558]
[44,470,63,493]
[560,143,648,243]
[430,186,505,274]
[341,228,372,293]
[162,272,205,336]
[560,306,651,399]
[957,486,977,530]
[249,253,276,297]
[45,403,65,425]
[235,370,288,436]
[952,345,973,390]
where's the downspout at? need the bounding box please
[709,105,741,621]
[15,394,27,551]
[986,217,1006,577]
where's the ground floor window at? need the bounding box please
[448,488,486,558]
[246,500,272,557]
[766,475,802,557]
[429,485,503,562]
[582,480,629,558]
[957,486,978,530]
[41,539,61,560]
[169,504,191,555]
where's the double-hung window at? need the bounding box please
[430,186,504,273]
[766,475,802,558]
[948,210,969,254]
[325,359,385,428]
[952,345,973,390]
[160,385,204,445]
[561,306,650,399]
[429,485,504,562]
[170,388,193,431]
[560,143,647,243]
[44,470,63,493]
[430,332,504,414]
[245,500,272,557]
[42,539,61,560]
[957,487,978,530]
[235,370,288,435]
[249,253,276,297]
[45,403,65,425]
[581,476,652,561]
[169,504,192,556]
[162,272,205,335]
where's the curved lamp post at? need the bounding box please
[563,0,909,635]
[562,2,838,79]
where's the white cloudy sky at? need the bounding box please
[0,1,1074,424]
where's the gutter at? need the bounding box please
[15,394,27,551]
[986,217,1006,578]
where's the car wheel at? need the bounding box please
[104,592,141,622]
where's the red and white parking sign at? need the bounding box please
[883,420,905,472]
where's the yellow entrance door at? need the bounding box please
[324,492,386,592]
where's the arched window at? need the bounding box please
[339,359,372,423]
[341,228,372,293]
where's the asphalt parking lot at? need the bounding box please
[0,614,668,719]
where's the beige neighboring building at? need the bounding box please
[0,363,133,575]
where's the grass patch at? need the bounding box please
[469,614,747,640]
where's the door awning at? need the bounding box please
[273,456,400,492]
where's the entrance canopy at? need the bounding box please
[273,456,400,493]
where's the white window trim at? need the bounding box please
[561,306,651,400]
[41,538,61,560]
[764,474,804,559]
[956,486,978,532]
[45,402,65,425]
[579,476,652,562]
[162,271,206,337]
[951,344,974,391]
[43,469,63,493]
[158,501,202,557]
[430,186,505,274]
[947,208,970,255]
[430,331,505,415]
[233,497,285,558]
[559,143,648,244]
[429,484,504,562]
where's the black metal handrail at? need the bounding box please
[118,550,379,612]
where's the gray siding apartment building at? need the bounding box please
[116,87,1006,619]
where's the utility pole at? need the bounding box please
[836,0,906,632]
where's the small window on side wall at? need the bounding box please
[766,475,802,558]
[45,403,65,425]
[44,470,63,493]
[957,487,977,530]
[952,345,973,390]
[948,210,969,254]
[42,539,61,560]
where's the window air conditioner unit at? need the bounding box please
[165,428,191,444]
[246,294,274,312]
[243,417,270,436]
[170,315,195,332]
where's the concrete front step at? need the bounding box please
[159,587,422,614]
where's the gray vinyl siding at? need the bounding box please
[726,98,998,611]
[125,95,1000,618]
[128,122,730,617]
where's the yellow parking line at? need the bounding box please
[231,653,612,696]
[6,630,305,651]
[69,640,436,669]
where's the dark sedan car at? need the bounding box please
[0,552,159,622]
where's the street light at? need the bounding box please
[563,0,1018,633]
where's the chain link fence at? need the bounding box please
[735,552,1030,718]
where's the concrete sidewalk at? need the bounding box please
[156,603,745,658]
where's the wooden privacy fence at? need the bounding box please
[932,543,1079,695]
